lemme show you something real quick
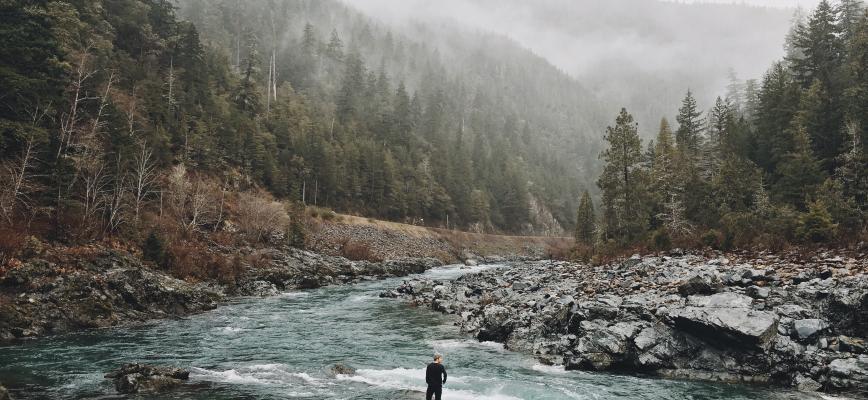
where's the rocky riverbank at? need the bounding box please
[382,250,868,395]
[0,244,441,343]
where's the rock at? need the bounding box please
[745,285,770,299]
[330,363,356,376]
[383,251,868,394]
[464,259,478,267]
[104,364,189,394]
[826,356,868,391]
[793,373,821,392]
[669,293,778,349]
[0,384,10,400]
[839,336,866,354]
[677,274,720,296]
[793,319,828,342]
[622,254,642,269]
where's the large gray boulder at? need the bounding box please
[668,293,778,350]
[104,364,189,394]
[826,356,868,393]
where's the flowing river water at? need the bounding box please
[0,264,822,399]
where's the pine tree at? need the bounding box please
[788,0,844,88]
[675,90,704,157]
[773,124,825,208]
[797,198,838,242]
[597,108,649,243]
[838,0,866,44]
[794,79,843,172]
[844,10,868,151]
[574,190,595,245]
[753,62,802,173]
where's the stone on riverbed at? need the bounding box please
[793,319,827,342]
[668,293,778,349]
[104,364,189,394]
[329,363,356,376]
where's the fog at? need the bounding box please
[343,0,804,128]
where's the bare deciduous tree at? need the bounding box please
[130,145,157,225]
[0,135,38,225]
[104,155,127,234]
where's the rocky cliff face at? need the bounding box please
[382,251,868,395]
[0,245,442,342]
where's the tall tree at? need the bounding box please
[788,0,844,88]
[675,90,704,157]
[598,108,648,243]
[574,190,595,245]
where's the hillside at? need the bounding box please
[174,0,604,234]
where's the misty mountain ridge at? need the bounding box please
[345,0,796,132]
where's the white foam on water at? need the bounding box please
[429,339,506,352]
[530,364,568,374]
[347,294,374,302]
[336,367,521,400]
[216,326,246,334]
[191,363,322,387]
[278,291,309,299]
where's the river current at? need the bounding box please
[0,264,824,399]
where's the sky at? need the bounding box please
[666,0,818,7]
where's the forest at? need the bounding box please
[1,0,608,246]
[583,0,868,256]
[0,0,866,260]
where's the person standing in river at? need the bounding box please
[425,353,447,400]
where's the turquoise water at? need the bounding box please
[0,265,814,399]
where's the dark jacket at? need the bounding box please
[425,362,447,387]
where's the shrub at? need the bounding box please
[286,202,307,249]
[236,192,290,242]
[545,239,573,260]
[0,227,24,265]
[142,231,167,267]
[341,240,381,261]
[166,242,241,284]
[797,199,838,243]
[651,229,672,251]
[701,229,724,249]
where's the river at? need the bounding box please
[0,264,816,399]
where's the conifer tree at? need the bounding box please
[574,190,595,245]
[598,108,649,243]
[773,124,826,208]
[675,90,704,156]
[788,0,844,88]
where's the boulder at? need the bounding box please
[329,363,356,376]
[838,336,866,354]
[677,274,720,296]
[669,293,778,349]
[826,356,868,391]
[0,384,10,400]
[793,319,828,342]
[464,259,479,267]
[105,364,189,394]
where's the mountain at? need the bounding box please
[174,0,612,234]
[346,0,796,133]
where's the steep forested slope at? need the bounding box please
[174,0,608,234]
[0,0,608,241]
